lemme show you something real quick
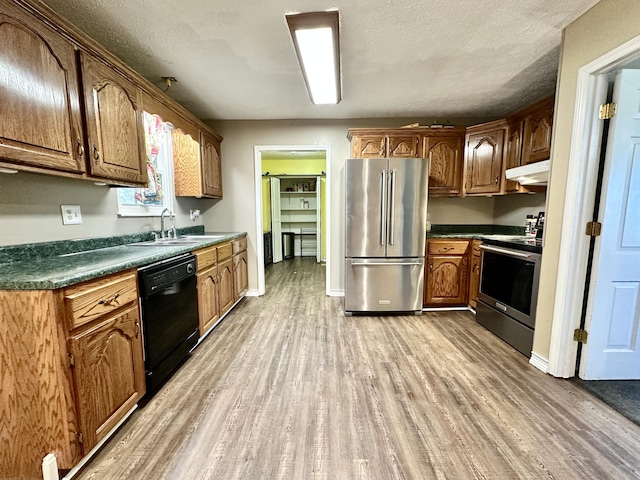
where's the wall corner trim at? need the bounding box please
[529,352,550,374]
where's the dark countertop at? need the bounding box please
[426,225,542,254]
[0,231,246,290]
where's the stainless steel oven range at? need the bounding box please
[476,239,542,357]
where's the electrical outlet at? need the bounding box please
[61,205,82,225]
[190,209,201,221]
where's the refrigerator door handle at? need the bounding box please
[388,169,396,245]
[351,260,423,267]
[380,169,387,246]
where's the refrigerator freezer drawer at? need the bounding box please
[344,258,424,313]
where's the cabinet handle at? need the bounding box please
[77,139,84,159]
[93,144,100,163]
[98,293,119,305]
[429,263,433,270]
[135,321,140,338]
[495,176,499,185]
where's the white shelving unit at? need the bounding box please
[278,177,321,260]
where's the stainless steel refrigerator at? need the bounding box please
[344,157,428,314]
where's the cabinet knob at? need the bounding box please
[77,139,84,159]
[135,321,140,338]
[93,144,100,163]
[495,176,499,184]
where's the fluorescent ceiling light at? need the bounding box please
[286,11,341,105]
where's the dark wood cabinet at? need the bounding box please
[468,240,482,309]
[424,239,470,306]
[504,119,525,193]
[201,131,223,198]
[521,96,554,165]
[349,132,421,158]
[0,1,85,174]
[80,52,147,185]
[425,135,464,196]
[464,120,507,195]
[68,303,145,452]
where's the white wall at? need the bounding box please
[0,170,205,246]
[428,197,495,225]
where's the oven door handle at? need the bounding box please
[479,244,533,259]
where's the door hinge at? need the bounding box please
[599,102,617,120]
[68,353,75,368]
[574,328,588,344]
[76,432,84,445]
[585,221,602,237]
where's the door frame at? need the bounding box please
[253,145,331,296]
[547,34,640,377]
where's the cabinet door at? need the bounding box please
[0,4,84,173]
[468,241,482,308]
[388,135,421,158]
[504,120,524,193]
[201,131,223,198]
[218,257,235,316]
[465,128,505,195]
[522,103,553,164]
[351,135,386,158]
[68,304,145,452]
[425,136,464,196]
[425,255,468,306]
[233,251,249,301]
[197,264,219,336]
[80,52,146,185]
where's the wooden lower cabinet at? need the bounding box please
[196,263,219,336]
[0,269,145,479]
[233,250,249,301]
[218,257,235,317]
[468,240,482,309]
[68,303,145,451]
[424,239,470,307]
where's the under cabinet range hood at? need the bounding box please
[505,159,550,186]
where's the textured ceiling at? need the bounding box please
[41,0,600,121]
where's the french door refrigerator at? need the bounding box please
[344,157,428,314]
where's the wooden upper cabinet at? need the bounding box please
[0,2,84,173]
[351,135,386,158]
[464,120,507,195]
[349,132,421,158]
[80,52,146,185]
[424,135,464,196]
[201,131,223,198]
[504,119,524,193]
[522,96,554,165]
[387,135,421,158]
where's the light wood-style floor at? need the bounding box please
[75,258,640,479]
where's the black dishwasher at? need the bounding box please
[138,254,198,395]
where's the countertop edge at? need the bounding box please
[0,232,246,290]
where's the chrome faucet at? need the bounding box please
[160,208,174,238]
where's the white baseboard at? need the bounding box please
[529,352,549,373]
[328,289,344,297]
[246,289,260,297]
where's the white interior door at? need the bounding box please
[270,177,283,263]
[581,69,640,380]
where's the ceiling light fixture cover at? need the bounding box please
[286,11,341,105]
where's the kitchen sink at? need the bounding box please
[180,235,226,240]
[128,234,226,247]
[128,239,205,247]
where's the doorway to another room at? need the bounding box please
[254,146,330,297]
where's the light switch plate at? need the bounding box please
[61,205,82,225]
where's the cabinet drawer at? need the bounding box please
[64,270,138,329]
[232,236,247,255]
[428,240,469,255]
[217,241,233,262]
[194,245,217,271]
